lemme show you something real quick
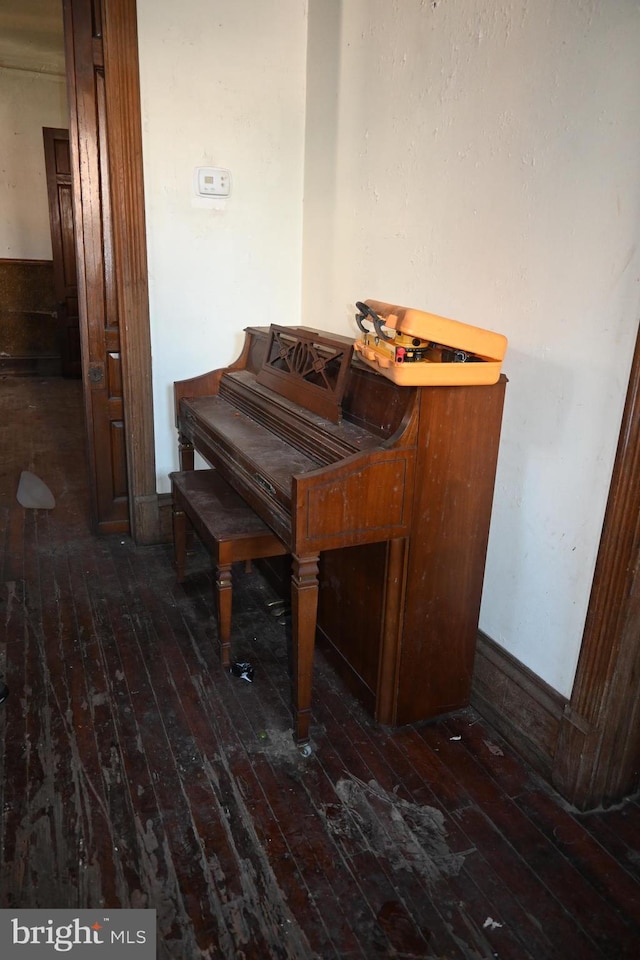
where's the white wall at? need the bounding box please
[302,0,640,696]
[0,67,67,259]
[136,0,308,491]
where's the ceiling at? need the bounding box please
[0,0,65,76]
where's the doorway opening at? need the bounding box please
[0,0,88,521]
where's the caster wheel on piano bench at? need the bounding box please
[298,743,313,758]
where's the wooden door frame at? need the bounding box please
[101,0,158,543]
[64,0,640,805]
[64,0,159,543]
[552,321,640,809]
[42,126,80,379]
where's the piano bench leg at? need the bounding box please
[169,468,288,675]
[215,561,233,668]
[172,504,187,583]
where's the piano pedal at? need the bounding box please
[266,599,290,619]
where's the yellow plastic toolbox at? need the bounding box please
[354,299,507,386]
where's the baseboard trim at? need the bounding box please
[129,490,173,544]
[472,630,566,780]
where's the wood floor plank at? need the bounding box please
[422,721,635,959]
[314,697,466,957]
[357,748,539,960]
[107,539,321,959]
[444,711,640,928]
[577,805,640,886]
[366,725,568,960]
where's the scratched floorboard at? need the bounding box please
[1,377,640,959]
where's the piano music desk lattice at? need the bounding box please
[256,326,354,424]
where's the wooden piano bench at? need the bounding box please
[169,469,287,668]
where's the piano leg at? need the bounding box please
[172,501,187,582]
[290,553,320,752]
[215,561,233,668]
[178,433,195,471]
[375,537,408,725]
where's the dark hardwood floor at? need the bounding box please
[1,375,639,959]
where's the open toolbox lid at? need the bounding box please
[354,299,508,386]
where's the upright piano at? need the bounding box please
[174,323,507,750]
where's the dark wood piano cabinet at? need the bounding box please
[174,325,506,746]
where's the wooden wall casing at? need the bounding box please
[64,0,157,540]
[0,259,59,375]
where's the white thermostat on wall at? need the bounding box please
[194,166,232,198]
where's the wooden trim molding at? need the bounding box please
[0,258,54,265]
[0,258,60,376]
[101,0,159,544]
[551,322,640,809]
[0,358,61,377]
[472,631,566,782]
